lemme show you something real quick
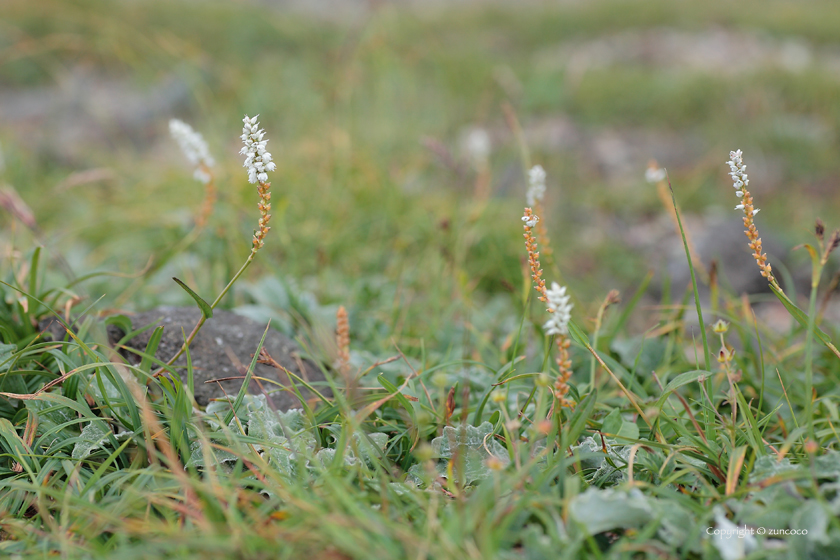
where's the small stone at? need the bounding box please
[41,306,328,410]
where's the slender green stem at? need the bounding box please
[667,177,713,439]
[589,304,607,391]
[803,264,822,441]
[153,254,255,375]
[211,255,254,308]
[666,180,711,371]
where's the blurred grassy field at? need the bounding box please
[2,0,840,348]
[4,3,840,558]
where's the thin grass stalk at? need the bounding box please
[666,178,711,371]
[803,264,820,441]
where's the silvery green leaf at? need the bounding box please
[406,463,429,487]
[568,488,656,536]
[408,448,505,486]
[657,501,696,548]
[247,405,314,473]
[812,451,840,480]
[0,342,17,372]
[186,439,239,468]
[388,482,414,497]
[71,422,131,460]
[749,454,796,482]
[25,399,77,437]
[460,447,499,483]
[84,373,122,401]
[431,422,506,459]
[313,448,356,468]
[416,422,509,486]
[571,436,630,486]
[709,506,757,560]
[351,432,389,466]
[205,398,236,416]
[792,500,830,545]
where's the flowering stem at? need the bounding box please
[153,255,255,376]
[152,116,276,377]
[667,178,711,372]
[803,260,823,441]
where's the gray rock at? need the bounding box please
[623,211,800,296]
[103,306,327,409]
[0,66,191,165]
[29,305,324,410]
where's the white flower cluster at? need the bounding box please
[526,165,546,206]
[645,166,666,184]
[169,119,215,184]
[465,127,491,166]
[240,115,276,184]
[727,149,759,216]
[521,211,539,228]
[543,282,573,336]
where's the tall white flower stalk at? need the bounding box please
[521,208,575,409]
[526,165,553,260]
[156,115,279,375]
[240,115,275,254]
[726,149,774,283]
[526,165,546,207]
[169,119,217,227]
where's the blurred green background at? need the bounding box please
[1,0,839,354]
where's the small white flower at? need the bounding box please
[240,114,275,184]
[522,212,539,228]
[465,127,491,167]
[526,165,547,206]
[543,282,573,336]
[645,166,666,183]
[169,119,215,184]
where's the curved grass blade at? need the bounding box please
[173,277,213,320]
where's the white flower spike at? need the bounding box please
[726,149,758,215]
[240,115,276,184]
[543,282,573,336]
[169,119,215,184]
[527,165,547,206]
